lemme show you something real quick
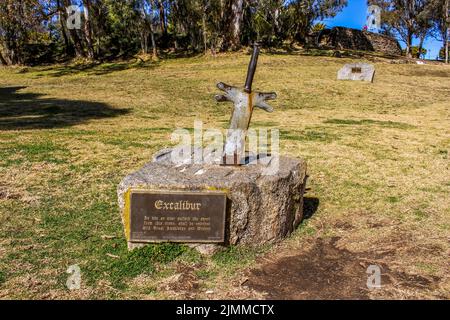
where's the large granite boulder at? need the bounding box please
[117,149,308,252]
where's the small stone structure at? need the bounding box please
[337,63,375,82]
[317,27,402,56]
[118,148,308,252]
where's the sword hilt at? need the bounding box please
[244,43,260,93]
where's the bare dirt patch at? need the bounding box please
[158,265,200,294]
[245,237,442,300]
[0,185,21,200]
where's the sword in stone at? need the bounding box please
[215,44,277,165]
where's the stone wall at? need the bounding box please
[317,27,402,56]
[363,31,403,56]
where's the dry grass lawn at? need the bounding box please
[0,50,449,299]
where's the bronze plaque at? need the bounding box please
[129,190,226,243]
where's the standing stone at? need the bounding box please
[117,149,308,251]
[337,62,375,82]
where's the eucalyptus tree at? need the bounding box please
[0,0,46,64]
[371,0,430,58]
[0,0,352,65]
[428,0,449,62]
[283,0,348,44]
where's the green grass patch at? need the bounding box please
[295,219,317,237]
[415,262,438,275]
[84,243,187,289]
[0,141,69,165]
[251,121,279,128]
[134,127,173,133]
[386,196,400,203]
[103,138,146,149]
[413,209,429,221]
[57,129,98,137]
[0,270,6,285]
[178,247,204,265]
[281,129,337,143]
[195,269,218,280]
[212,246,266,269]
[437,149,448,159]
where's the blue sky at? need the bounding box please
[318,1,442,59]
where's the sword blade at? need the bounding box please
[244,44,260,93]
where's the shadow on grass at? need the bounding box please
[303,196,320,220]
[324,118,415,129]
[159,50,205,60]
[33,59,161,77]
[0,86,130,130]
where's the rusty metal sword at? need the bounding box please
[215,44,277,165]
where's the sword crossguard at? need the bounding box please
[213,44,277,165]
[214,82,276,113]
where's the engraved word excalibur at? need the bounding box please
[215,44,277,165]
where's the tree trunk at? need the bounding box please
[417,35,425,59]
[157,0,166,35]
[57,0,73,56]
[0,49,8,65]
[273,0,282,36]
[174,23,178,51]
[141,31,148,54]
[202,6,208,54]
[446,0,449,63]
[63,0,85,58]
[230,0,244,49]
[150,24,157,59]
[141,1,157,59]
[406,30,413,58]
[445,29,449,63]
[82,0,95,60]
[60,17,72,56]
[70,31,85,58]
[3,40,18,65]
[148,3,158,59]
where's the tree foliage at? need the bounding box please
[370,0,449,60]
[1,0,447,65]
[0,0,350,65]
